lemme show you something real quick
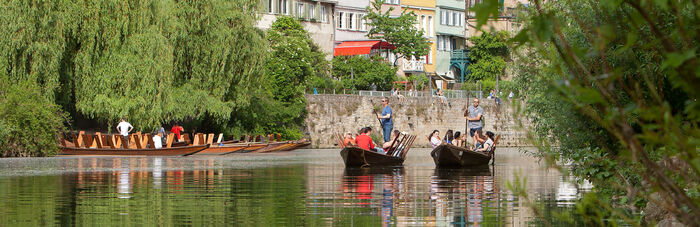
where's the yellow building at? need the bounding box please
[401,0,437,75]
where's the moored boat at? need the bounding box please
[59,144,209,156]
[196,143,268,155]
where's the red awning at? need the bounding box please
[334,40,396,56]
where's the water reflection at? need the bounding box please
[0,148,590,226]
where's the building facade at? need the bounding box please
[435,0,467,83]
[259,0,338,57]
[401,0,437,76]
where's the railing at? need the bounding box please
[402,59,424,72]
[310,89,483,99]
[450,49,469,60]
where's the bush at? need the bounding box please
[0,81,67,157]
[332,55,397,90]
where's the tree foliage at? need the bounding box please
[486,0,700,224]
[332,55,397,91]
[467,32,509,81]
[0,80,66,157]
[227,16,327,140]
[364,0,430,61]
[0,0,272,155]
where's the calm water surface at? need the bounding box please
[0,148,589,226]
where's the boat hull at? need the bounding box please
[340,147,404,167]
[196,143,267,155]
[430,144,491,167]
[59,144,209,156]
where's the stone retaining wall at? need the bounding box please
[305,94,529,148]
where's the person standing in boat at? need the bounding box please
[464,98,484,147]
[377,98,393,143]
[116,118,133,147]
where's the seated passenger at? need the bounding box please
[473,129,486,150]
[453,131,463,147]
[343,133,356,147]
[443,129,454,145]
[475,131,495,153]
[355,127,385,154]
[383,130,401,150]
[429,130,441,149]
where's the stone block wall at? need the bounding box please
[305,94,529,148]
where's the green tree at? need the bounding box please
[0,79,66,157]
[475,0,700,224]
[332,55,397,91]
[364,0,430,62]
[227,16,326,139]
[467,32,509,81]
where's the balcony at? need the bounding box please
[450,49,469,61]
[402,59,424,72]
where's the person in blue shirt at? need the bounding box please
[377,98,393,142]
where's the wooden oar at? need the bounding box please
[370,100,383,129]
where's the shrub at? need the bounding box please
[0,81,67,157]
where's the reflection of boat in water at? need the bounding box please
[433,165,492,180]
[430,165,496,226]
[343,166,406,177]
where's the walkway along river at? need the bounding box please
[0,148,589,226]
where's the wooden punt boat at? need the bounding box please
[280,141,311,151]
[337,133,416,167]
[196,143,268,155]
[59,131,208,156]
[430,144,491,167]
[59,144,209,156]
[340,147,406,167]
[250,141,293,153]
[430,135,500,167]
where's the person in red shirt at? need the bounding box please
[355,127,385,154]
[171,123,184,142]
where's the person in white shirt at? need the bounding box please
[116,118,133,148]
[429,130,441,149]
[152,133,163,149]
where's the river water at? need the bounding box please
[0,148,590,226]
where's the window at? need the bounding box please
[309,5,315,20]
[338,12,344,28]
[451,12,456,25]
[355,13,363,31]
[428,50,433,64]
[278,0,287,14]
[267,0,273,13]
[387,0,400,4]
[445,11,451,26]
[440,11,445,25]
[321,6,327,22]
[437,36,442,50]
[361,17,368,31]
[297,3,304,18]
[428,16,433,37]
[348,13,354,30]
[421,15,426,35]
[451,37,457,50]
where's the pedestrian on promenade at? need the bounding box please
[116,118,133,148]
[464,98,484,147]
[377,98,393,143]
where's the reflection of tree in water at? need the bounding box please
[430,166,499,226]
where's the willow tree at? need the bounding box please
[170,0,268,125]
